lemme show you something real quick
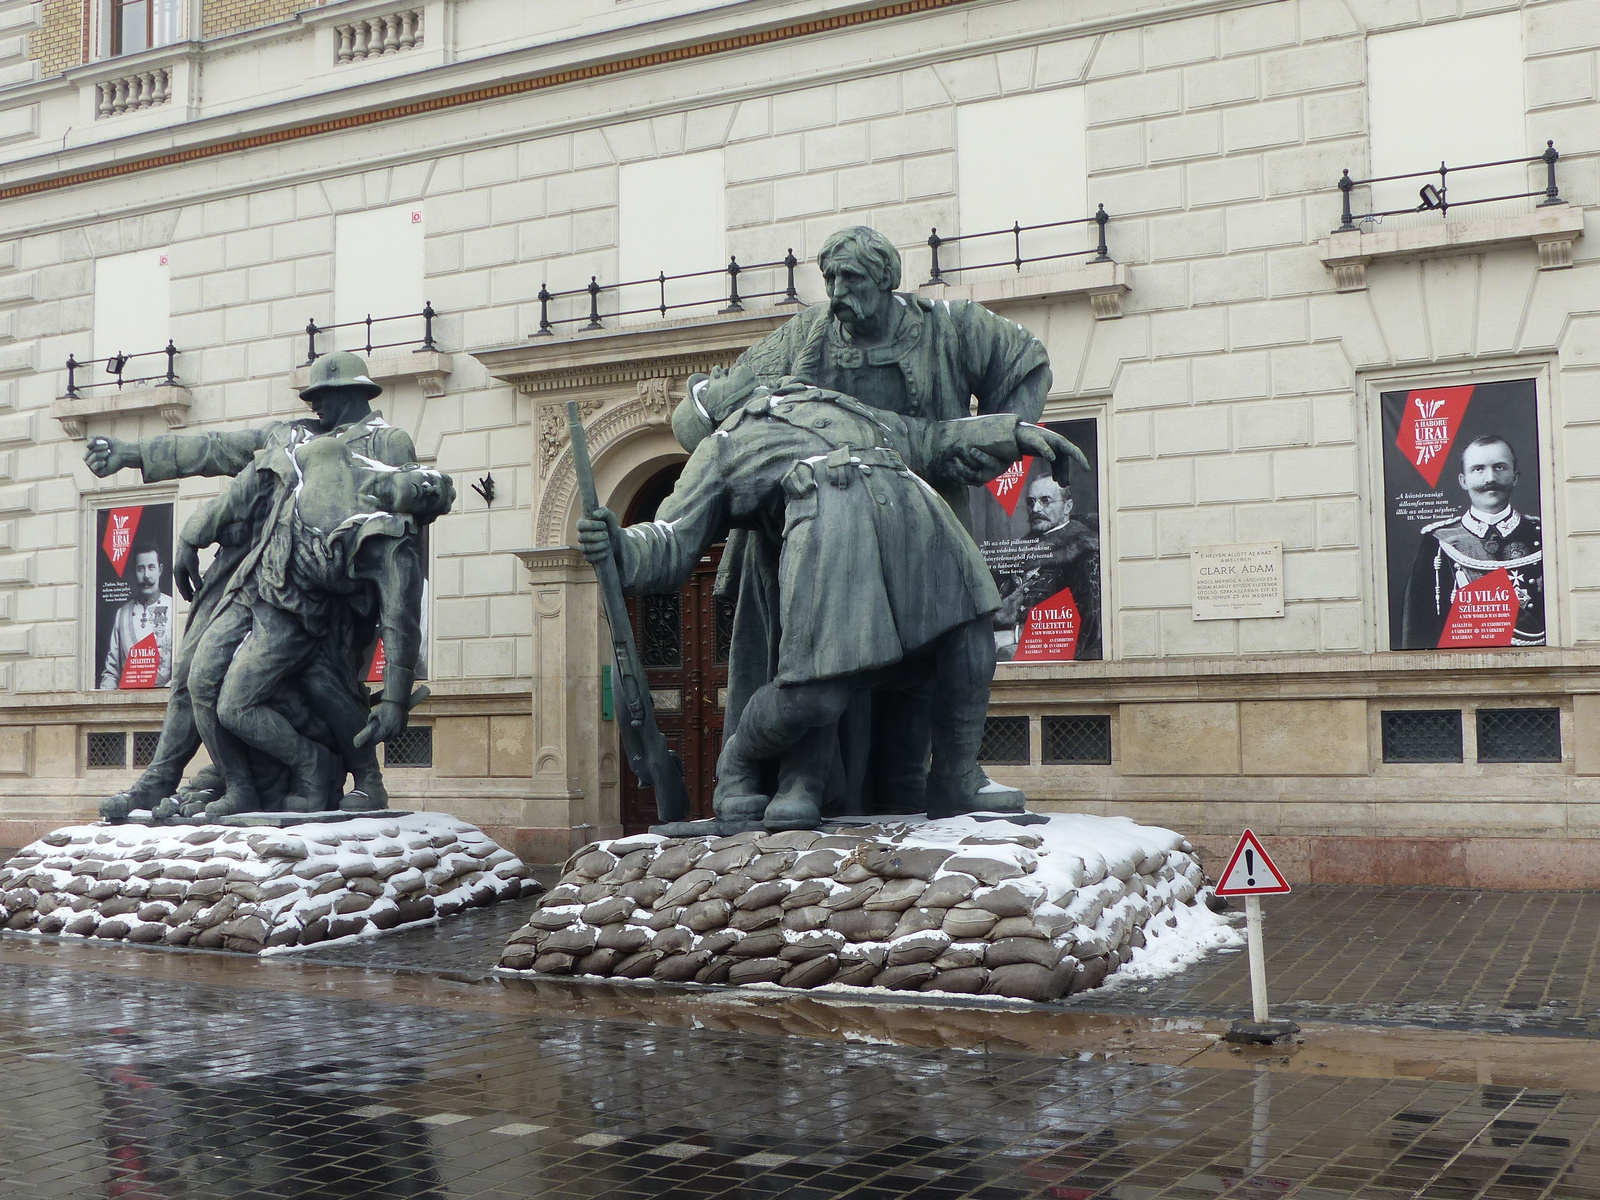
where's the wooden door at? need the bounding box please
[618,465,730,832]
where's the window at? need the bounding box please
[1366,14,1527,213]
[87,732,127,769]
[978,716,1030,765]
[956,89,1088,267]
[93,250,170,368]
[1381,710,1463,764]
[385,726,433,767]
[1042,715,1112,765]
[617,150,726,322]
[109,0,181,57]
[1477,708,1560,763]
[334,206,426,351]
[132,731,161,768]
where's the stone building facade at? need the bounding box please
[0,0,1593,882]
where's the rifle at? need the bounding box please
[567,400,690,823]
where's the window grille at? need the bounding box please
[637,593,682,668]
[1477,708,1561,764]
[87,732,127,770]
[385,727,433,768]
[1042,715,1112,765]
[1381,710,1463,764]
[979,716,1030,765]
[132,731,161,768]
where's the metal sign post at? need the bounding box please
[1215,829,1297,1045]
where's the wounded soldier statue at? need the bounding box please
[578,364,1085,831]
[84,352,452,822]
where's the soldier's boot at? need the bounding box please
[99,775,180,823]
[762,728,829,832]
[712,733,769,825]
[205,789,259,820]
[341,768,389,812]
[283,744,341,813]
[176,767,224,819]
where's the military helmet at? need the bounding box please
[299,350,382,402]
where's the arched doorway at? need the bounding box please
[619,464,731,832]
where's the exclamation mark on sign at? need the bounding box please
[1245,848,1255,887]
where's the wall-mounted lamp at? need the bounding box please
[471,473,496,506]
[1418,183,1444,211]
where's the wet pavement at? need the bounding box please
[3,885,1600,1198]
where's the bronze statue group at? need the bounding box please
[88,352,452,822]
[91,225,1080,833]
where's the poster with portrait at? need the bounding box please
[969,417,1102,662]
[1382,378,1544,650]
[362,526,430,683]
[94,503,174,690]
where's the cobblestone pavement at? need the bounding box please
[292,886,1600,1035]
[6,884,1600,1198]
[4,954,1600,1200]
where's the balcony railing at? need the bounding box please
[1335,142,1565,232]
[925,207,1112,285]
[304,304,438,364]
[534,252,803,335]
[64,343,180,398]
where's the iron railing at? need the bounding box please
[534,251,803,335]
[1335,141,1565,231]
[925,206,1112,285]
[64,342,179,398]
[304,303,438,364]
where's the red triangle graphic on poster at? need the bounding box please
[1396,385,1473,488]
[366,637,387,683]
[1214,829,1291,897]
[985,455,1034,517]
[119,633,160,689]
[102,507,143,578]
[1012,586,1080,661]
[1438,566,1518,647]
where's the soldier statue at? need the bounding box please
[84,352,447,821]
[580,364,1083,831]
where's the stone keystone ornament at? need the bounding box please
[84,350,453,824]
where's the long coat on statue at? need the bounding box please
[619,383,1030,685]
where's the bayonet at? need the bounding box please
[567,400,690,823]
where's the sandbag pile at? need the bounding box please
[499,814,1213,1001]
[0,815,542,954]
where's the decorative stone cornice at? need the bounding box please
[919,259,1131,319]
[471,310,790,395]
[1318,205,1586,293]
[52,384,192,440]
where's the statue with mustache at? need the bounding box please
[703,226,1055,826]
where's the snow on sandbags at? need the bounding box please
[0,815,543,954]
[499,813,1229,1002]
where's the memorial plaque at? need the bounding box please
[1190,541,1284,620]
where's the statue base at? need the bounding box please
[126,808,415,829]
[649,811,1050,838]
[0,813,543,955]
[500,813,1236,1001]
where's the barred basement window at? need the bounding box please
[979,716,1029,765]
[1042,715,1112,764]
[86,731,127,769]
[385,726,432,768]
[132,731,161,768]
[1477,708,1561,763]
[1381,710,1463,764]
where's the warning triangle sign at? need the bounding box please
[1214,829,1291,897]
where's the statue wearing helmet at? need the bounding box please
[84,350,441,821]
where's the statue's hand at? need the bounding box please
[577,507,622,565]
[353,700,408,749]
[174,539,203,603]
[1017,424,1090,484]
[83,436,141,478]
[943,446,1009,487]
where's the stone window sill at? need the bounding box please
[291,348,453,398]
[1317,205,1586,292]
[52,385,192,440]
[918,260,1130,319]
